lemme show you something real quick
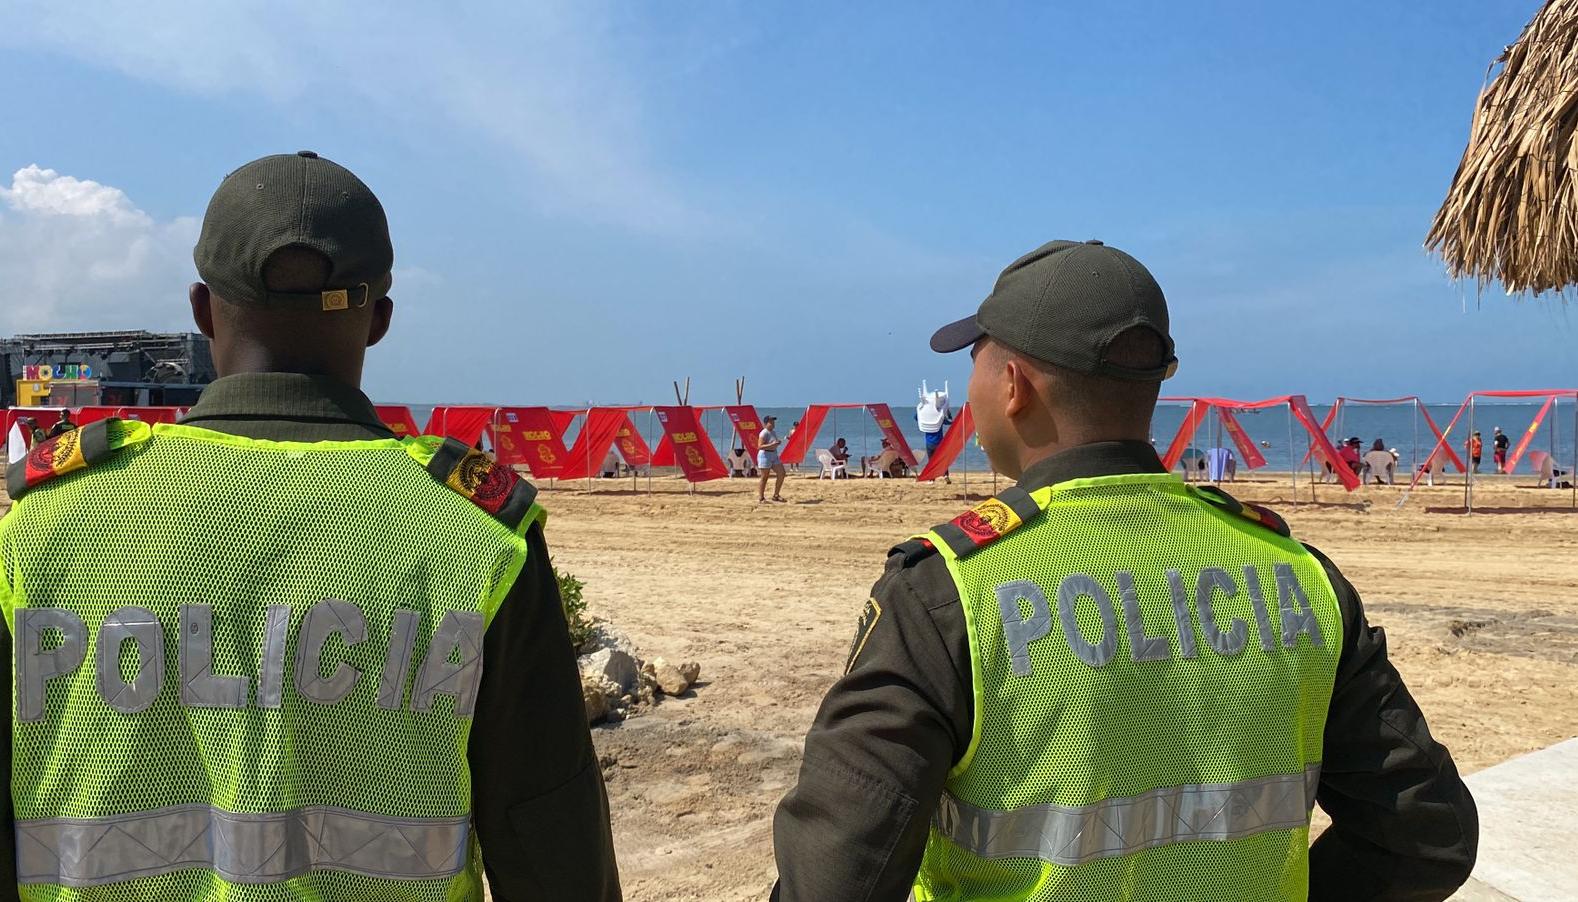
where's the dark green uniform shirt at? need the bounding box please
[773,441,1478,902]
[0,373,621,902]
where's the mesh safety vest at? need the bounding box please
[911,473,1341,902]
[0,420,544,902]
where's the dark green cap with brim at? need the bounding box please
[930,239,1177,381]
[193,151,393,310]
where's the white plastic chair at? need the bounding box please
[816,449,848,479]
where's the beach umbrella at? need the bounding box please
[1427,0,1578,297]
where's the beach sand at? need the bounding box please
[540,472,1578,901]
[4,472,1575,899]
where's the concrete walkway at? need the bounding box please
[1449,737,1578,901]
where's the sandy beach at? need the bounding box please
[4,471,1574,900]
[536,472,1578,901]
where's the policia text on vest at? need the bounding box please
[14,600,482,721]
[999,562,1323,675]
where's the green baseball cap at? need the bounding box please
[930,239,1177,381]
[193,151,393,311]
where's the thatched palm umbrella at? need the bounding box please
[1428,0,1578,296]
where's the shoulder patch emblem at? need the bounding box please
[6,420,136,501]
[928,485,1043,558]
[845,597,883,674]
[1193,485,1291,538]
[424,437,539,531]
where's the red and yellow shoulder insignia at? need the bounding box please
[6,420,143,501]
[1192,485,1291,538]
[424,438,539,531]
[927,486,1043,558]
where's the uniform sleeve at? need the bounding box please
[1305,545,1478,902]
[0,615,14,902]
[0,538,16,902]
[771,552,973,902]
[469,522,622,902]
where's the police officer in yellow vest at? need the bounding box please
[772,240,1478,901]
[0,152,620,900]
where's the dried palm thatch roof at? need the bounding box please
[1428,0,1578,297]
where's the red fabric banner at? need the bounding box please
[493,407,573,477]
[1298,400,1343,468]
[1216,408,1267,470]
[614,414,652,468]
[550,410,581,434]
[375,405,421,438]
[1288,396,1359,490]
[1162,401,1210,470]
[780,406,829,465]
[1417,406,1466,474]
[75,406,118,425]
[1409,399,1472,491]
[653,406,728,482]
[724,406,764,456]
[867,404,919,467]
[917,403,974,482]
[1505,396,1555,473]
[4,408,66,437]
[423,406,496,447]
[557,408,632,480]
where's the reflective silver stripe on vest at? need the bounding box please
[934,764,1320,867]
[16,805,470,887]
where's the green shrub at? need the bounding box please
[557,567,594,651]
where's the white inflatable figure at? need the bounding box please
[917,380,951,435]
[7,420,26,464]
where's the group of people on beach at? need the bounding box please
[1332,436,1402,484]
[1468,427,1512,473]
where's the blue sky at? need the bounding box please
[0,1,1569,406]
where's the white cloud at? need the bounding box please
[0,166,198,334]
[2,1,707,232]
[0,165,150,226]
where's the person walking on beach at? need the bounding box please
[0,152,620,901]
[1493,426,1510,472]
[772,239,1477,901]
[758,414,788,502]
[1470,430,1483,472]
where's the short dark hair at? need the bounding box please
[1029,327,1164,432]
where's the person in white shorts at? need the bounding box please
[757,415,787,503]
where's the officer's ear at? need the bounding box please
[1002,356,1036,419]
[366,296,394,348]
[190,283,216,340]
